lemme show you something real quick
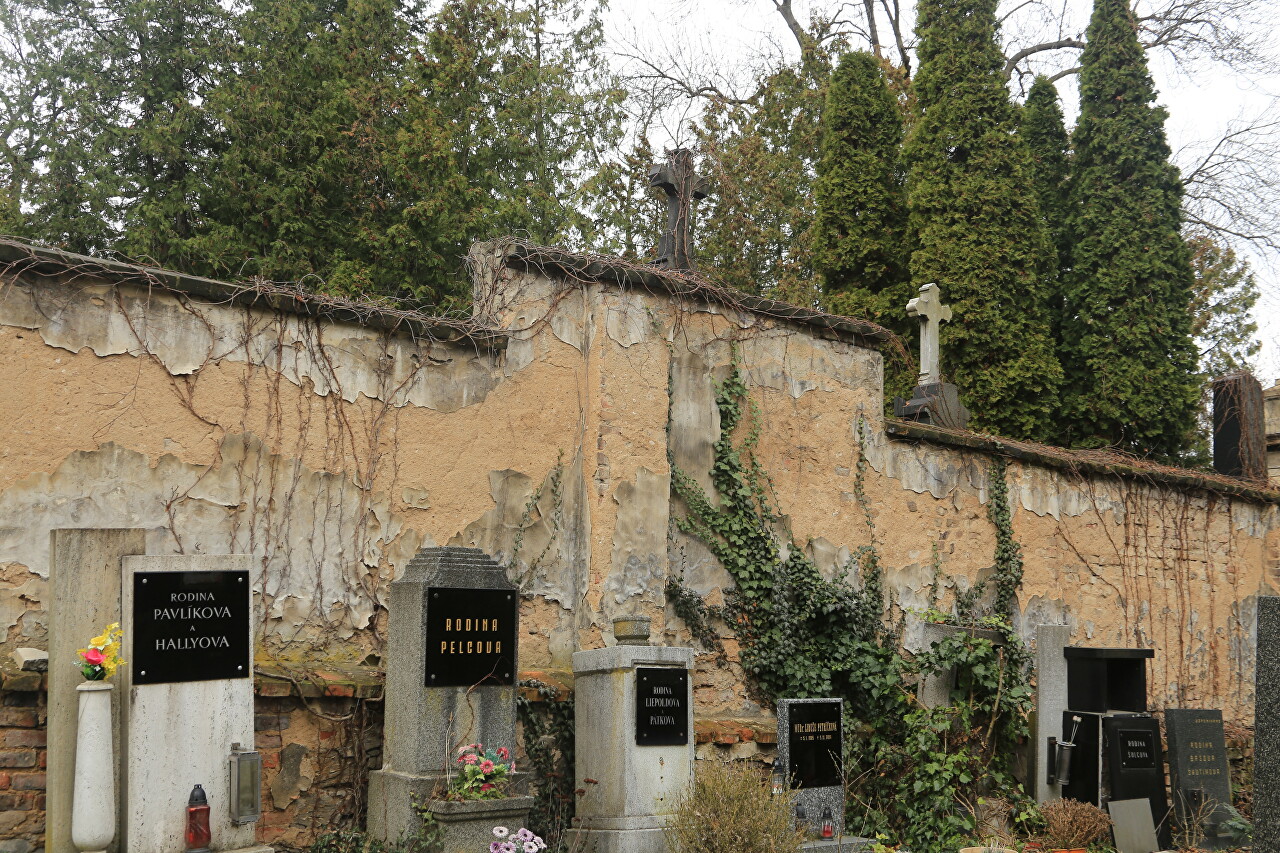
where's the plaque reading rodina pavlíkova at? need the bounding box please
[424,586,517,686]
[635,667,689,745]
[133,570,251,684]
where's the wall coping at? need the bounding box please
[0,237,507,350]
[886,419,1280,504]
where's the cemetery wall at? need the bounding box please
[2,239,1278,843]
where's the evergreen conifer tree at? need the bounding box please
[812,52,910,339]
[1020,77,1071,274]
[904,0,1062,440]
[1061,0,1199,457]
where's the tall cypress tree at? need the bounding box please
[1020,76,1071,274]
[813,52,910,339]
[904,0,1062,440]
[1061,0,1198,457]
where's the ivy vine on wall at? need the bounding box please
[667,360,1035,848]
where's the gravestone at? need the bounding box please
[777,698,844,839]
[120,554,267,852]
[1166,709,1234,848]
[367,547,532,847]
[1212,372,1266,480]
[1255,597,1280,849]
[567,616,694,853]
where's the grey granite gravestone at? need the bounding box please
[1255,597,1280,849]
[367,547,532,846]
[1166,709,1234,848]
[778,698,845,839]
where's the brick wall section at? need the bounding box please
[0,668,47,851]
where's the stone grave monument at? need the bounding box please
[777,698,845,841]
[567,615,694,853]
[367,547,533,850]
[120,553,268,852]
[1254,596,1279,849]
[1166,709,1236,849]
[893,283,970,430]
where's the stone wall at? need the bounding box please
[2,238,1279,846]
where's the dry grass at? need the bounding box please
[669,761,805,853]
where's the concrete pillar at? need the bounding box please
[1033,624,1070,803]
[48,528,146,853]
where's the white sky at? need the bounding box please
[603,0,1280,386]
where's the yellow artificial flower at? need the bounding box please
[90,633,108,648]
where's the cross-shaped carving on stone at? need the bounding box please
[649,148,712,271]
[906,282,952,385]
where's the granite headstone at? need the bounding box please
[1254,597,1279,849]
[1166,709,1233,848]
[777,698,844,839]
[367,547,532,848]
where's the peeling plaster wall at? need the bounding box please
[4,256,1278,726]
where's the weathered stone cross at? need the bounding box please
[906,282,952,385]
[649,148,712,271]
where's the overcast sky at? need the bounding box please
[603,0,1280,386]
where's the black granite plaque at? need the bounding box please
[132,570,251,685]
[425,587,516,686]
[788,700,843,789]
[1118,728,1158,769]
[1167,709,1234,846]
[635,667,689,746]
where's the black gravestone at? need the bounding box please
[1103,715,1172,849]
[424,586,517,686]
[132,570,250,685]
[635,667,689,746]
[1166,709,1235,847]
[788,700,843,789]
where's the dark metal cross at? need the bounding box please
[649,149,712,271]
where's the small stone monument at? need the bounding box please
[1166,709,1237,848]
[893,282,970,430]
[121,553,268,852]
[567,615,694,853]
[649,149,713,271]
[367,547,533,850]
[1255,597,1280,848]
[777,698,844,839]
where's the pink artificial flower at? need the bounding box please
[82,648,105,666]
[496,747,510,760]
[480,759,496,774]
[464,753,479,765]
[480,783,495,792]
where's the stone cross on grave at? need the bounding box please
[650,148,712,270]
[907,282,952,385]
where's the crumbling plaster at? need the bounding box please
[3,253,1277,721]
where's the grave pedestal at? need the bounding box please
[567,642,694,853]
[368,547,529,846]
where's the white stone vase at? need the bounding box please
[71,681,116,853]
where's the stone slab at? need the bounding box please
[1033,624,1069,803]
[121,554,258,853]
[1166,708,1233,847]
[1255,597,1280,849]
[1108,798,1160,853]
[12,648,47,671]
[48,527,146,853]
[563,826,668,853]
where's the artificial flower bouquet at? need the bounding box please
[450,743,513,799]
[77,622,125,680]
